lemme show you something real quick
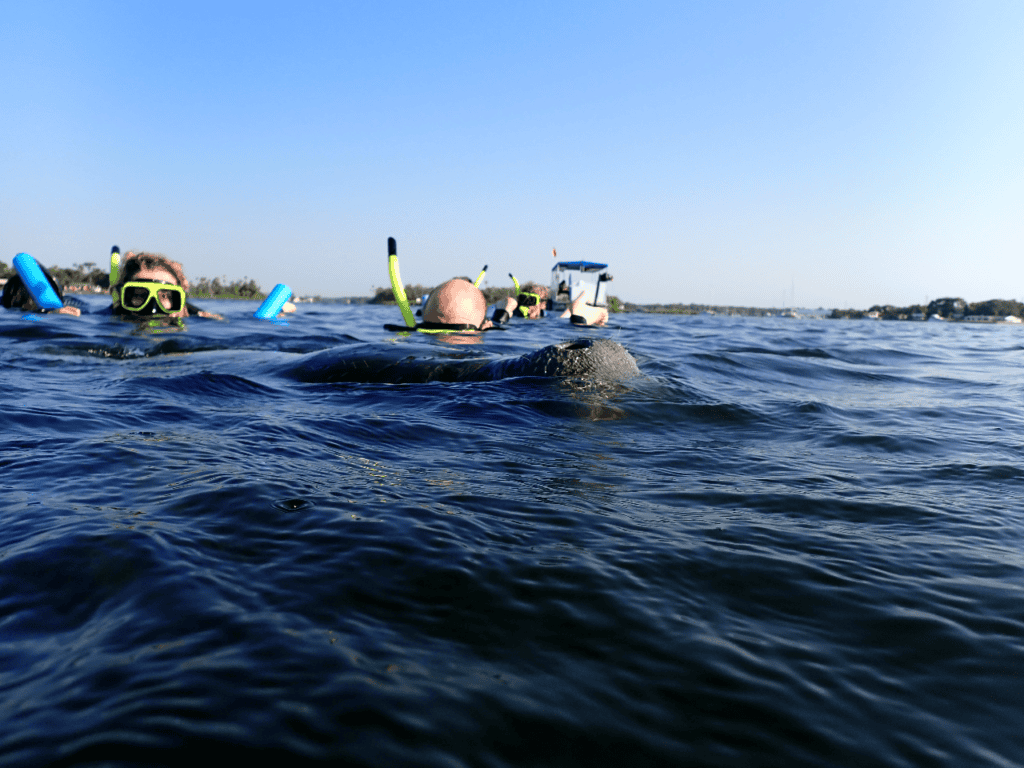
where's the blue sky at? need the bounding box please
[2,1,1021,307]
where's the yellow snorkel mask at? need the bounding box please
[118,281,187,315]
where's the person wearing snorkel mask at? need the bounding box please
[109,252,223,320]
[420,278,494,331]
[490,282,549,324]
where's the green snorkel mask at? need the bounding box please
[118,281,187,315]
[515,292,541,317]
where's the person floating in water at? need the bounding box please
[561,288,609,327]
[1,262,85,316]
[105,251,223,320]
[491,281,549,324]
[419,278,495,332]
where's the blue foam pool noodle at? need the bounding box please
[13,253,64,310]
[254,283,292,319]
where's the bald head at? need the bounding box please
[423,279,487,328]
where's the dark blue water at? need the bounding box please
[2,299,1023,767]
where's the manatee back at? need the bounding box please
[499,338,640,380]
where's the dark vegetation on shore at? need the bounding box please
[617,302,780,316]
[359,285,1024,319]
[830,297,1024,320]
[5,261,1017,319]
[373,282,631,311]
[0,260,264,299]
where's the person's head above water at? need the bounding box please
[421,278,492,331]
[113,252,190,319]
[1,263,81,316]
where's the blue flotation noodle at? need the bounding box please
[13,253,64,310]
[254,283,292,319]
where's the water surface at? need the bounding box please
[2,300,1022,766]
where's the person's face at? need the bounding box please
[122,266,187,318]
[519,291,546,319]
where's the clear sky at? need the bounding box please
[2,1,1021,307]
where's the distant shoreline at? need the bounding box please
[34,281,1024,322]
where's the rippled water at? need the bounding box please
[2,299,1023,766]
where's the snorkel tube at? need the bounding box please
[109,245,121,287]
[506,272,543,318]
[254,283,292,319]
[474,265,488,288]
[388,237,416,328]
[12,253,64,310]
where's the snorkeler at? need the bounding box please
[490,279,549,324]
[1,258,85,316]
[104,251,223,320]
[419,278,495,331]
[561,288,609,327]
[383,238,497,334]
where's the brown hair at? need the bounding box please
[117,252,189,293]
[521,282,549,300]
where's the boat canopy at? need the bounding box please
[549,260,612,308]
[551,261,608,272]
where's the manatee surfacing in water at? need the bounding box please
[486,338,641,380]
[284,337,640,384]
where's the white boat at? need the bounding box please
[549,261,612,311]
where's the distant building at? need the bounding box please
[926,297,967,319]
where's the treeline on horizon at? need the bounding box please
[0,260,264,299]
[831,297,1024,320]
[8,260,1016,316]
[371,283,522,306]
[372,283,625,311]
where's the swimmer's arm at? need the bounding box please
[48,305,81,316]
[565,289,608,326]
[185,301,226,321]
[569,305,609,326]
[491,296,518,324]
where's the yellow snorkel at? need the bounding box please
[474,265,487,287]
[507,272,542,318]
[110,245,121,291]
[388,237,416,328]
[383,238,499,335]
